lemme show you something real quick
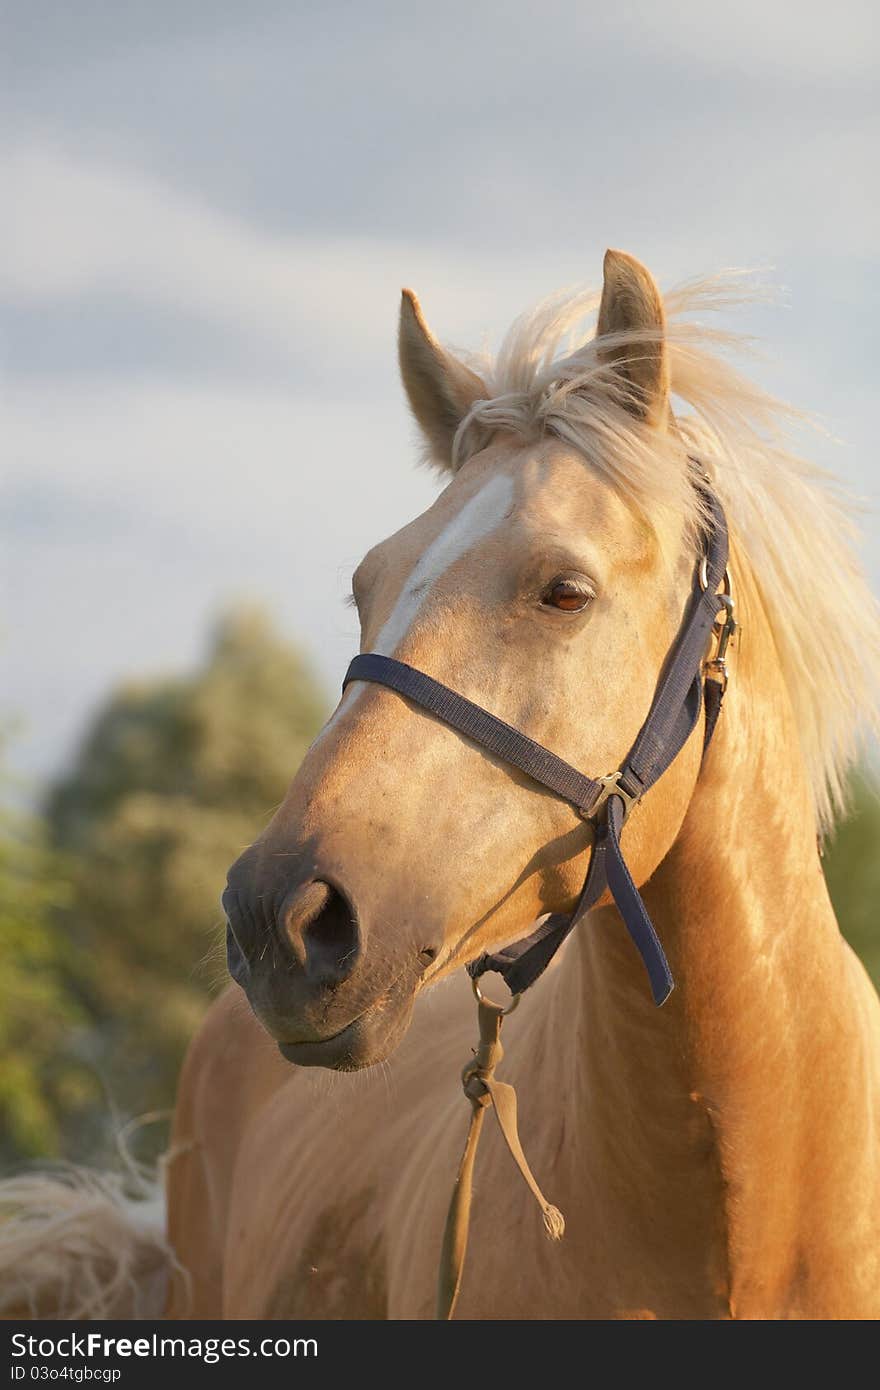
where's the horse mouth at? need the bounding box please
[277,1018,364,1069]
[273,971,416,1071]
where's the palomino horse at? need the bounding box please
[166,251,880,1319]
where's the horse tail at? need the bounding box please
[0,1165,180,1319]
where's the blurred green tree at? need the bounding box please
[0,738,101,1163]
[45,607,326,1160]
[824,769,880,988]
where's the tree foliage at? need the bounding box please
[824,769,880,988]
[44,608,326,1160]
[0,744,100,1163]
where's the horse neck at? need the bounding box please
[549,558,879,1315]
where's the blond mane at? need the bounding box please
[451,276,880,835]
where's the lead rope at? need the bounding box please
[436,986,564,1320]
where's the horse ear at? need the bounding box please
[398,289,487,470]
[596,250,670,427]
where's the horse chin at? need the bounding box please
[269,976,416,1072]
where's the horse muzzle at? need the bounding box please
[223,869,429,1070]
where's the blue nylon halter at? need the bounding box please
[342,479,732,1005]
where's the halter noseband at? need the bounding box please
[342,476,735,1006]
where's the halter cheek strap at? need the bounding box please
[343,482,734,1006]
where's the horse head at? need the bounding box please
[223,250,710,1068]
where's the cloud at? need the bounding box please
[2,1,878,784]
[4,141,412,334]
[601,0,877,79]
[4,140,575,386]
[2,371,440,780]
[5,1,877,261]
[6,131,878,399]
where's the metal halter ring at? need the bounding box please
[472,975,521,1015]
[699,557,733,604]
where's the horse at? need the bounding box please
[4,250,878,1320]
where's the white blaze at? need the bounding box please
[374,472,514,656]
[315,473,514,741]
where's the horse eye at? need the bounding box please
[541,577,594,613]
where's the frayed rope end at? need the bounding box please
[542,1204,565,1241]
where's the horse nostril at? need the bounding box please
[418,946,437,967]
[226,922,249,985]
[282,880,360,988]
[223,885,258,964]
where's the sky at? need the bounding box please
[3,0,878,786]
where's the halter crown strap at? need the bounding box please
[342,482,731,1005]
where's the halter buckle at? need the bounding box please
[584,771,641,824]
